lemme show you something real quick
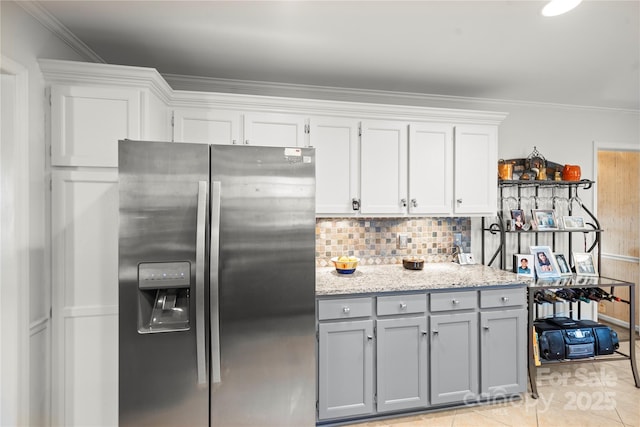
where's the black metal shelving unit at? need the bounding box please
[481,179,602,274]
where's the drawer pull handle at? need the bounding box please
[501,297,509,302]
[452,299,460,305]
[342,306,350,314]
[399,303,407,309]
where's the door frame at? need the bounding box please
[0,55,30,424]
[592,140,640,333]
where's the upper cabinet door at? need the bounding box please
[243,112,307,147]
[51,85,141,167]
[360,120,408,215]
[173,108,241,145]
[408,123,454,215]
[453,125,498,216]
[310,117,360,215]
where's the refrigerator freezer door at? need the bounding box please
[210,145,316,426]
[118,140,209,426]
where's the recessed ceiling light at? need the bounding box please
[542,0,583,17]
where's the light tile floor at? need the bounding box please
[346,340,640,427]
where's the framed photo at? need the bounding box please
[532,209,558,230]
[511,209,526,231]
[554,253,573,276]
[573,252,598,276]
[530,246,561,279]
[513,254,534,277]
[563,216,586,230]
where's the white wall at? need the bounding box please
[1,1,89,424]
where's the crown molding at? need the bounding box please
[17,1,105,64]
[38,59,174,104]
[164,73,640,115]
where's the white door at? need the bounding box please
[243,112,306,147]
[453,125,498,215]
[173,108,241,145]
[51,170,119,426]
[310,117,360,215]
[50,85,141,167]
[408,123,453,215]
[360,120,407,215]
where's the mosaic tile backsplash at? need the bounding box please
[316,217,471,266]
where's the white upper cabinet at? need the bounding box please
[51,85,141,167]
[453,125,498,216]
[360,120,408,215]
[310,117,360,215]
[243,112,307,147]
[408,123,453,215]
[173,108,241,145]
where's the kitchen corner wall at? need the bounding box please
[316,217,470,266]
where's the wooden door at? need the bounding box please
[597,150,640,328]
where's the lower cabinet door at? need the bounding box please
[480,309,527,397]
[430,312,479,405]
[376,316,429,412]
[318,320,374,420]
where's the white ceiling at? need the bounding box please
[31,0,640,110]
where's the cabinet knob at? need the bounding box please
[452,299,460,305]
[483,325,490,330]
[432,330,439,334]
[367,335,373,341]
[421,331,428,336]
[400,198,407,207]
[411,199,418,207]
[399,303,407,310]
[244,139,250,145]
[342,306,350,314]
[456,199,463,204]
[501,296,510,302]
[232,139,237,145]
[352,198,361,211]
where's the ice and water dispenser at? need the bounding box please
[137,261,191,333]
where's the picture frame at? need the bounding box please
[530,246,561,279]
[553,253,573,276]
[532,209,558,230]
[510,209,526,231]
[573,252,598,276]
[513,254,534,277]
[563,216,586,230]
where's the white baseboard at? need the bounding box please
[598,313,640,334]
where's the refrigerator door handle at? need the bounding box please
[210,181,222,383]
[195,181,208,385]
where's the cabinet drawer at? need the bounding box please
[318,297,373,320]
[377,294,426,316]
[480,288,526,308]
[430,291,477,312]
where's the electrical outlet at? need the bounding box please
[397,233,408,249]
[454,232,463,248]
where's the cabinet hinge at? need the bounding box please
[374,393,377,404]
[316,330,319,341]
[315,400,319,413]
[49,177,52,191]
[358,125,362,137]
[374,326,377,338]
[304,124,310,134]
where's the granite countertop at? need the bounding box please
[316,263,529,296]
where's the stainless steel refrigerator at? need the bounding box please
[118,140,316,426]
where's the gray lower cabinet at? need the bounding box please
[318,319,374,420]
[480,309,527,397]
[376,316,429,412]
[429,311,479,405]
